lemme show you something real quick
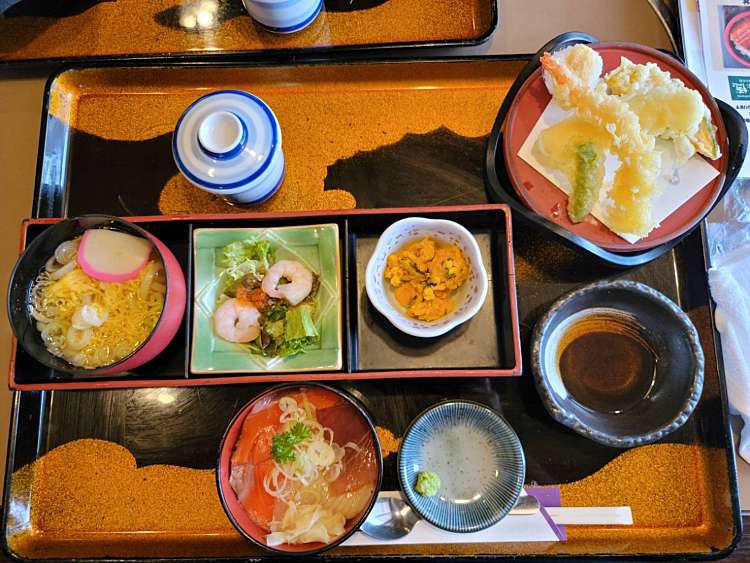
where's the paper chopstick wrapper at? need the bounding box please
[546,506,633,526]
[517,102,720,244]
[344,488,634,547]
[343,490,561,546]
[343,491,559,546]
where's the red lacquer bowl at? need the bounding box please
[7,215,186,376]
[503,42,729,251]
[217,383,383,555]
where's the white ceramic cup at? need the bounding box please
[173,90,285,206]
[242,0,323,33]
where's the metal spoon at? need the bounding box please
[360,494,541,541]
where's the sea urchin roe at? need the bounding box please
[383,237,469,322]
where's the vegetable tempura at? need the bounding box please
[535,44,721,236]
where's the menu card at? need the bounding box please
[696,0,750,177]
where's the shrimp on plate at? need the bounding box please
[214,298,261,343]
[541,45,655,155]
[261,260,313,306]
[540,44,661,236]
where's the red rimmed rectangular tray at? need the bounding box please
[8,204,521,391]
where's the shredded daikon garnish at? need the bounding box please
[263,393,362,546]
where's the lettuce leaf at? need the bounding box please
[284,305,318,342]
[219,239,273,269]
[264,319,285,341]
[218,240,274,293]
[221,261,263,293]
[277,337,316,357]
[254,305,319,358]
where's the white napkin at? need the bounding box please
[342,491,561,546]
[709,243,750,462]
[517,101,720,243]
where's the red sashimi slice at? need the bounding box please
[329,437,378,497]
[293,388,344,411]
[231,405,284,531]
[241,457,279,529]
[231,405,281,465]
[317,403,377,496]
[251,426,276,464]
[316,403,370,446]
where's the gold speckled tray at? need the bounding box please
[38,59,527,217]
[3,430,738,559]
[2,57,740,561]
[0,0,496,65]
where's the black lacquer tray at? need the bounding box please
[1,54,742,560]
[0,0,497,66]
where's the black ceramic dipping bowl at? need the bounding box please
[532,280,704,448]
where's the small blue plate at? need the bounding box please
[398,400,525,533]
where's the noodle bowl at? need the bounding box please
[30,236,166,369]
[8,215,186,379]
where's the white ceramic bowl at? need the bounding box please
[173,90,285,206]
[242,0,323,33]
[365,218,489,338]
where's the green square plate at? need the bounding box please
[191,224,342,374]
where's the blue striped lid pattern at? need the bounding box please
[259,0,323,32]
[172,90,280,191]
[398,401,526,533]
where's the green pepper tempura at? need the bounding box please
[568,142,600,223]
[415,471,441,497]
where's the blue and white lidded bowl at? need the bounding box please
[172,90,284,206]
[242,0,323,33]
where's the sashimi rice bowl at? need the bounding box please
[217,384,383,554]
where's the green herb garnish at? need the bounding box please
[271,422,311,463]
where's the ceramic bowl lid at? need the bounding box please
[172,90,281,190]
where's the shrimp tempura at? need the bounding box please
[541,45,661,236]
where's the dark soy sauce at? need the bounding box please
[558,317,657,414]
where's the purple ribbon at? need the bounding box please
[524,486,567,541]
